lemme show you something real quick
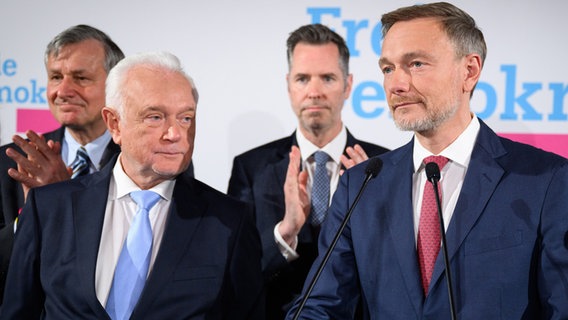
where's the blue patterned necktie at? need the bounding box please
[70,146,90,179]
[106,190,161,320]
[310,151,330,225]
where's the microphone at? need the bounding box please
[425,162,457,320]
[292,157,383,320]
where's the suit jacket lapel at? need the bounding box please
[384,141,425,315]
[134,176,207,314]
[253,133,293,212]
[50,126,119,169]
[43,127,65,143]
[73,162,115,316]
[429,121,506,295]
[253,135,293,246]
[100,140,121,168]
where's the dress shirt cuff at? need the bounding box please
[274,222,299,262]
[14,208,22,234]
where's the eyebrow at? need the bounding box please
[47,68,90,75]
[379,50,435,67]
[378,56,391,68]
[143,105,196,113]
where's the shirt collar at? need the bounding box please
[413,114,480,172]
[295,125,347,163]
[112,154,175,201]
[64,129,112,168]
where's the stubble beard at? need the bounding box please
[393,103,458,133]
[392,85,460,133]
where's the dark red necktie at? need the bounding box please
[417,155,449,295]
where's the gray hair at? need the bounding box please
[105,51,199,118]
[381,2,487,66]
[45,24,124,73]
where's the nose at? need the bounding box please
[162,121,182,142]
[384,68,411,94]
[306,79,323,100]
[56,76,77,99]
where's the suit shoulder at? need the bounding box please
[190,179,249,209]
[345,129,390,157]
[234,137,291,159]
[353,139,390,157]
[0,142,18,171]
[0,128,64,166]
[499,137,567,168]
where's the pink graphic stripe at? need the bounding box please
[16,109,59,134]
[14,109,567,159]
[499,133,568,158]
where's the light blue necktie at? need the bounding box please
[106,190,161,320]
[70,146,90,179]
[310,151,330,225]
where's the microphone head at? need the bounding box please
[425,162,441,183]
[365,157,383,178]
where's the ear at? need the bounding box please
[101,107,122,146]
[463,53,482,94]
[344,73,354,99]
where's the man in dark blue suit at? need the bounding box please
[287,2,568,319]
[0,25,195,305]
[228,24,389,319]
[0,51,263,319]
[0,25,125,304]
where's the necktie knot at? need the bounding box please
[423,155,449,171]
[314,150,330,166]
[71,146,91,179]
[130,190,161,212]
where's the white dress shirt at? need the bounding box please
[95,155,175,306]
[411,115,480,243]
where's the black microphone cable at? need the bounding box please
[425,162,457,320]
[292,157,383,320]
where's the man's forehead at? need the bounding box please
[49,40,105,61]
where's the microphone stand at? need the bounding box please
[292,158,382,320]
[426,162,457,320]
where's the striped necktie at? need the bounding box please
[70,146,90,178]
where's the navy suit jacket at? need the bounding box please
[287,120,568,319]
[0,156,262,319]
[228,129,389,319]
[0,127,194,304]
[0,127,120,303]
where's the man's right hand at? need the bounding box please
[278,146,310,247]
[6,130,72,201]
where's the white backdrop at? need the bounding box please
[1,0,567,192]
